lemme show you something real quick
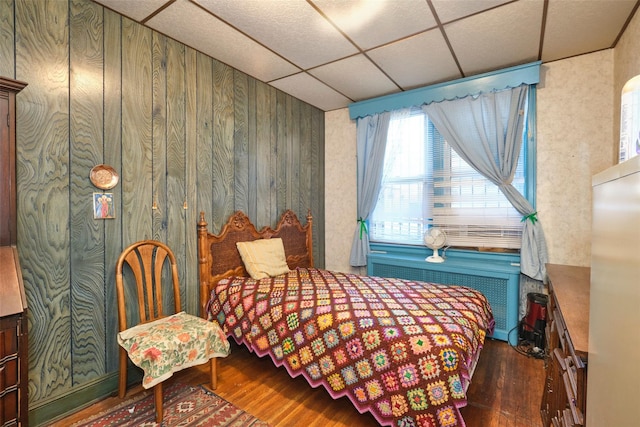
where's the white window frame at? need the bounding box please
[369,108,528,250]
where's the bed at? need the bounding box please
[197,209,494,427]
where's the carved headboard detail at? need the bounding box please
[197,210,313,316]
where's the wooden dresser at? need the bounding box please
[540,263,590,427]
[0,77,28,426]
[0,247,28,426]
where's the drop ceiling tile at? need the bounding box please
[542,0,636,62]
[431,0,512,24]
[146,0,300,82]
[367,29,461,90]
[309,55,399,101]
[269,73,352,111]
[312,0,436,50]
[445,0,543,76]
[193,0,358,69]
[93,0,169,21]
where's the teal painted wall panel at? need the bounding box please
[0,0,325,417]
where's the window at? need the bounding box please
[369,107,527,249]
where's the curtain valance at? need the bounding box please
[348,61,541,120]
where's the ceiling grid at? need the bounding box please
[94,0,639,111]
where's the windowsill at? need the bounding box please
[369,242,521,267]
[457,246,520,254]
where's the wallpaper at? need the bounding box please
[536,50,615,267]
[324,109,359,274]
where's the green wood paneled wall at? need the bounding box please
[1,0,325,413]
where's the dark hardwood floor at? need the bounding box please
[49,338,545,427]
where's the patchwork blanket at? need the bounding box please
[206,268,494,427]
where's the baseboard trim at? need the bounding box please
[29,369,142,426]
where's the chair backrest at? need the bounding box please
[115,240,182,332]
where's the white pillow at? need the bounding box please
[236,238,290,280]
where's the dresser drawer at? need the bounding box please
[551,408,577,427]
[561,370,583,425]
[553,308,568,353]
[0,317,20,426]
[563,352,586,425]
[0,356,19,389]
[545,320,554,358]
[0,381,19,425]
[562,408,576,427]
[0,313,24,426]
[0,318,19,359]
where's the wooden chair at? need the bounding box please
[115,240,229,423]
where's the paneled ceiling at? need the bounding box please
[93,0,639,111]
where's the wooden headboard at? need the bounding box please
[197,209,313,317]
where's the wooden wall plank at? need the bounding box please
[69,0,106,384]
[151,32,167,242]
[247,78,257,222]
[212,60,234,231]
[233,70,249,216]
[269,86,278,225]
[285,96,293,209]
[311,107,325,267]
[299,101,312,217]
[288,97,301,212]
[276,90,287,216]
[184,47,198,314]
[196,53,213,222]
[256,80,271,227]
[165,37,186,304]
[102,7,122,372]
[15,0,72,400]
[0,0,15,78]
[121,18,152,245]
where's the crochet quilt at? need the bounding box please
[206,268,494,427]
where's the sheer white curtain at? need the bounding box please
[423,85,548,280]
[349,112,391,266]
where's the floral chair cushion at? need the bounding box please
[117,311,230,388]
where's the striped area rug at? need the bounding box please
[70,383,269,427]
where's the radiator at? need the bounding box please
[367,250,520,344]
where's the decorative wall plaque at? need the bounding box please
[90,164,119,190]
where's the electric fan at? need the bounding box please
[424,228,447,263]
